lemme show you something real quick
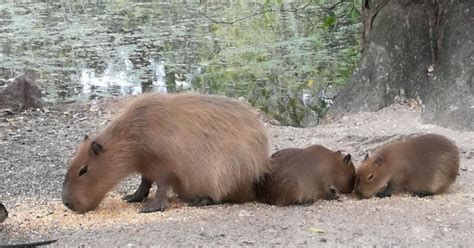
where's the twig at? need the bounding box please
[199,10,267,25]
[199,0,313,25]
[1,239,58,248]
[326,0,347,10]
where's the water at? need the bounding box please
[0,0,361,126]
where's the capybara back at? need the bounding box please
[62,93,269,213]
[256,145,355,206]
[355,134,459,199]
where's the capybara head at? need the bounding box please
[62,135,132,213]
[355,154,390,199]
[334,151,356,194]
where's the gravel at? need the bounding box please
[0,99,473,247]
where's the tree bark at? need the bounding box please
[422,0,474,130]
[329,0,474,131]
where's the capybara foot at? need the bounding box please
[375,191,392,198]
[0,203,8,223]
[189,197,216,207]
[325,188,339,201]
[123,177,152,203]
[123,193,147,203]
[297,200,314,206]
[140,197,169,213]
[375,184,392,198]
[412,191,434,197]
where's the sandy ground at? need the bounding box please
[0,98,473,247]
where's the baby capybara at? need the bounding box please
[62,93,270,213]
[355,134,459,199]
[255,145,356,206]
[0,203,7,223]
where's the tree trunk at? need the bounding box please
[329,0,474,131]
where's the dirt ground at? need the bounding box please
[0,98,473,247]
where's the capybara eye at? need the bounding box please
[367,173,374,181]
[79,165,88,177]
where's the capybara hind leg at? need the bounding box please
[375,183,393,198]
[188,197,216,207]
[140,174,171,213]
[412,191,434,197]
[123,176,152,203]
[325,187,339,201]
[140,194,169,213]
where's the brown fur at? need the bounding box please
[355,134,460,199]
[62,93,269,213]
[255,145,356,206]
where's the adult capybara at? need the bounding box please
[255,145,355,206]
[62,93,270,213]
[0,203,7,223]
[355,134,460,199]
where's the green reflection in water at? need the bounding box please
[0,0,361,126]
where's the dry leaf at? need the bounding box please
[309,226,325,234]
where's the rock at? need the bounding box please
[0,202,8,223]
[0,73,44,111]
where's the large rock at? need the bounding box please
[0,73,44,111]
[0,202,7,223]
[329,0,474,131]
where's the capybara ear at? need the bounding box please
[364,153,369,161]
[91,141,103,156]
[84,134,89,141]
[374,157,383,167]
[343,154,352,164]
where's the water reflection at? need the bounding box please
[150,60,167,93]
[0,1,360,126]
[79,57,196,98]
[80,51,139,96]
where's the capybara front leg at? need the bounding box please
[123,176,152,203]
[375,183,393,198]
[140,175,171,213]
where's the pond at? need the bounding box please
[0,0,361,126]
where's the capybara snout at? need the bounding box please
[62,136,117,213]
